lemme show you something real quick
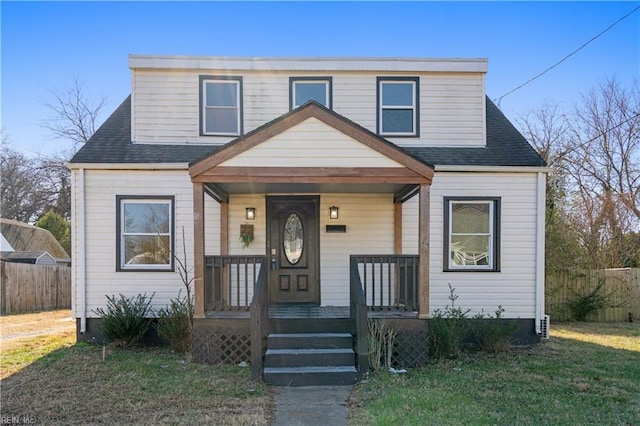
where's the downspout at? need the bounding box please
[535,171,546,335]
[78,168,87,333]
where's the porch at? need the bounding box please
[191,254,429,385]
[188,102,435,384]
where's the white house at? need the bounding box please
[68,55,547,385]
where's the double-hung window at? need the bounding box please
[200,76,243,136]
[290,77,332,109]
[377,77,419,136]
[444,197,500,271]
[116,196,174,271]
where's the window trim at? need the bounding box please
[376,76,419,137]
[116,195,175,272]
[443,196,501,272]
[289,77,333,110]
[199,75,243,136]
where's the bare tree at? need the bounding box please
[41,78,107,147]
[0,144,49,223]
[520,78,640,269]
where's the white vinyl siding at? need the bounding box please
[320,194,394,306]
[218,117,404,168]
[131,69,485,147]
[73,170,221,316]
[402,172,538,318]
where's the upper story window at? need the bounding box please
[290,77,332,110]
[116,196,174,272]
[200,76,243,136]
[444,197,500,272]
[377,77,419,137]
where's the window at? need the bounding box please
[116,196,174,271]
[444,197,500,271]
[200,76,243,136]
[290,77,332,109]
[377,77,419,136]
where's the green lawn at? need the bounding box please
[349,322,640,425]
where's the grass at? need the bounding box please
[3,312,638,425]
[349,322,640,425]
[1,311,272,425]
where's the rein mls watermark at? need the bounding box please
[1,414,37,424]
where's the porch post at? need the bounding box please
[394,202,402,254]
[220,202,229,255]
[418,184,430,318]
[193,182,205,318]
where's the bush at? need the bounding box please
[428,285,470,360]
[567,281,618,321]
[93,293,154,347]
[470,306,519,354]
[156,292,193,354]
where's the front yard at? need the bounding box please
[349,322,640,425]
[1,312,638,425]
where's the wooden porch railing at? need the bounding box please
[350,255,419,311]
[204,255,267,311]
[250,258,269,381]
[350,256,368,379]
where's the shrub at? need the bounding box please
[156,291,193,354]
[567,281,618,321]
[368,319,399,370]
[428,285,470,360]
[470,306,519,354]
[93,293,154,348]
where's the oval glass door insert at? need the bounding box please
[283,213,303,264]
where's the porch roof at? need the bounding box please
[188,101,434,198]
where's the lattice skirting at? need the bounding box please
[393,327,429,367]
[191,319,251,364]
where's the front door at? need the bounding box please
[267,196,320,304]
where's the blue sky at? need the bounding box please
[2,1,638,157]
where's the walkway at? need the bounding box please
[272,385,352,426]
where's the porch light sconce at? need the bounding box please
[245,207,256,220]
[329,206,339,220]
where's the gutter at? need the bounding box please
[66,162,189,171]
[435,165,552,173]
[535,171,546,335]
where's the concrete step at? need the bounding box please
[264,348,355,368]
[263,366,359,387]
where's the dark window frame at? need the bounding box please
[116,195,175,272]
[199,75,244,136]
[289,77,333,110]
[443,196,501,272]
[376,76,420,137]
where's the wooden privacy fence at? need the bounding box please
[546,268,640,322]
[1,261,71,315]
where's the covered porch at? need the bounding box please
[188,102,434,382]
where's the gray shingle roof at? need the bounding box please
[70,95,545,167]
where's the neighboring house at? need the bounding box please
[0,218,70,266]
[68,55,547,385]
[0,251,58,266]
